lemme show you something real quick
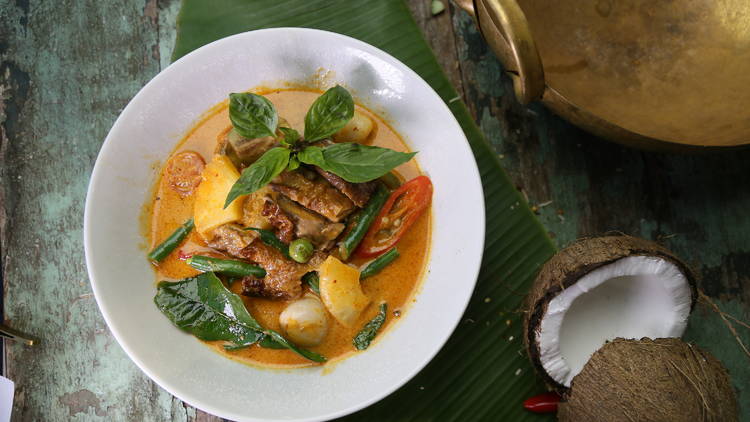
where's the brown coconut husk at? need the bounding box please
[558,338,738,422]
[524,235,698,393]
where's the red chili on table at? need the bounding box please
[523,392,561,413]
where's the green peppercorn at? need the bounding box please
[289,238,314,263]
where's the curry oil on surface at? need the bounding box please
[147,89,432,367]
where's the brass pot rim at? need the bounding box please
[458,0,750,150]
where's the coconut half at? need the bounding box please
[524,235,697,391]
[558,338,738,422]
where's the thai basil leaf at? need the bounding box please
[304,85,354,142]
[154,272,264,347]
[299,143,416,183]
[228,92,278,139]
[224,147,290,207]
[302,271,320,294]
[246,227,290,257]
[287,156,301,171]
[278,127,300,146]
[353,303,387,350]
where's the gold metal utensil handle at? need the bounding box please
[456,0,544,104]
[0,323,38,346]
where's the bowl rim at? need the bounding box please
[84,27,485,421]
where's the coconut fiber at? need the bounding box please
[558,338,738,422]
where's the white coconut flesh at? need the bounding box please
[537,256,693,387]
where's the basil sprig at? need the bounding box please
[224,147,290,207]
[304,85,354,142]
[154,272,326,362]
[278,127,300,146]
[298,143,415,183]
[228,93,278,139]
[224,86,417,205]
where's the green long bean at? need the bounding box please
[147,218,194,262]
[353,303,387,350]
[186,255,266,278]
[360,248,400,279]
[302,271,320,294]
[339,184,390,260]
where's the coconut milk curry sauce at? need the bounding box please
[149,89,431,367]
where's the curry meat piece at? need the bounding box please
[275,196,345,250]
[240,187,273,230]
[218,130,277,168]
[239,242,306,300]
[239,244,328,300]
[206,223,258,258]
[261,199,295,244]
[312,166,376,208]
[270,169,355,223]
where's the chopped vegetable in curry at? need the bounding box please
[148,86,432,367]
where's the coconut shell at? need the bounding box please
[558,338,738,422]
[524,235,698,392]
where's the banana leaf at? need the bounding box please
[173,1,556,420]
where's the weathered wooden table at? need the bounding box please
[1,0,748,420]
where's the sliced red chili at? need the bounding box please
[523,392,561,413]
[355,175,432,258]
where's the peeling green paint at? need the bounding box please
[1,0,186,420]
[479,106,503,147]
[474,57,505,97]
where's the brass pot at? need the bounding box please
[455,0,750,151]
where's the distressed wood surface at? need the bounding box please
[0,0,747,420]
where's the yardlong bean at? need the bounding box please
[361,248,399,279]
[186,255,266,278]
[339,184,389,260]
[147,218,194,262]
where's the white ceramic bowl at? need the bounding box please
[84,28,484,422]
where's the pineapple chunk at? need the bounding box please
[194,155,245,236]
[319,256,370,327]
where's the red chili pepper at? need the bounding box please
[523,392,561,413]
[354,176,433,259]
[177,250,194,261]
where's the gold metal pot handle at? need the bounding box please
[453,0,476,18]
[455,0,544,104]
